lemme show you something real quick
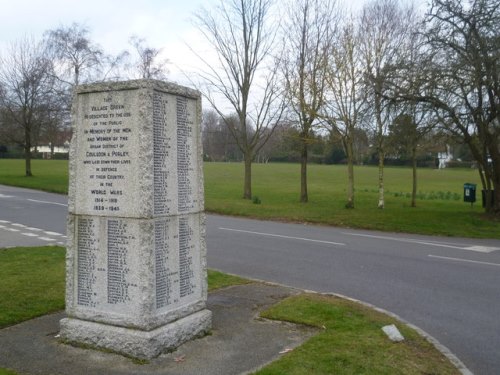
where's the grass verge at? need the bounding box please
[257,293,459,375]
[207,269,252,291]
[0,246,65,328]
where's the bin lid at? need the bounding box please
[464,183,476,188]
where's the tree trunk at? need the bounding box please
[494,184,500,214]
[300,138,308,203]
[24,127,32,177]
[377,150,384,209]
[411,147,417,208]
[345,138,354,209]
[243,154,252,199]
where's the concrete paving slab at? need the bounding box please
[0,283,317,375]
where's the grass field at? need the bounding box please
[0,159,498,238]
[0,246,459,375]
[205,162,498,238]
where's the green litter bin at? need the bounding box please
[463,183,476,203]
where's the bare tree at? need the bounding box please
[323,17,365,208]
[45,23,103,86]
[128,36,169,80]
[388,109,435,207]
[0,37,55,176]
[282,0,337,203]
[359,0,416,209]
[201,109,241,161]
[391,0,499,214]
[194,0,285,199]
[423,0,499,213]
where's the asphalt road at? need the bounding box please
[1,184,499,374]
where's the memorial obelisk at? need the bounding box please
[60,79,211,359]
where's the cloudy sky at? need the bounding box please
[0,0,217,85]
[0,0,425,88]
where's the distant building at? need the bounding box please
[437,145,453,169]
[31,142,70,159]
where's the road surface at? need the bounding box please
[1,184,499,374]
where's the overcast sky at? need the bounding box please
[0,0,425,87]
[0,0,217,85]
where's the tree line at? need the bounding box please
[0,0,498,215]
[193,0,499,214]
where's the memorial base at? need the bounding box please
[59,309,212,359]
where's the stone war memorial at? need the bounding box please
[60,79,211,359]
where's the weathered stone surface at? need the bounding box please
[62,79,210,358]
[68,79,203,218]
[60,309,212,359]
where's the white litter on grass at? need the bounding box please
[382,324,405,342]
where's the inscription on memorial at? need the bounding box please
[155,219,180,309]
[176,97,196,213]
[77,217,98,307]
[78,92,135,216]
[179,217,195,298]
[107,219,134,304]
[153,92,172,216]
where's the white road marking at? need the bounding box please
[464,245,500,253]
[343,232,500,253]
[21,233,39,237]
[0,220,10,223]
[428,255,500,267]
[27,199,67,207]
[0,194,13,198]
[219,227,346,246]
[25,227,43,231]
[0,219,65,243]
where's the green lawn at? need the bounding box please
[257,294,459,375]
[0,246,459,375]
[0,246,66,328]
[206,162,498,238]
[0,159,68,194]
[0,159,498,238]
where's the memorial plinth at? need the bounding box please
[60,79,211,359]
